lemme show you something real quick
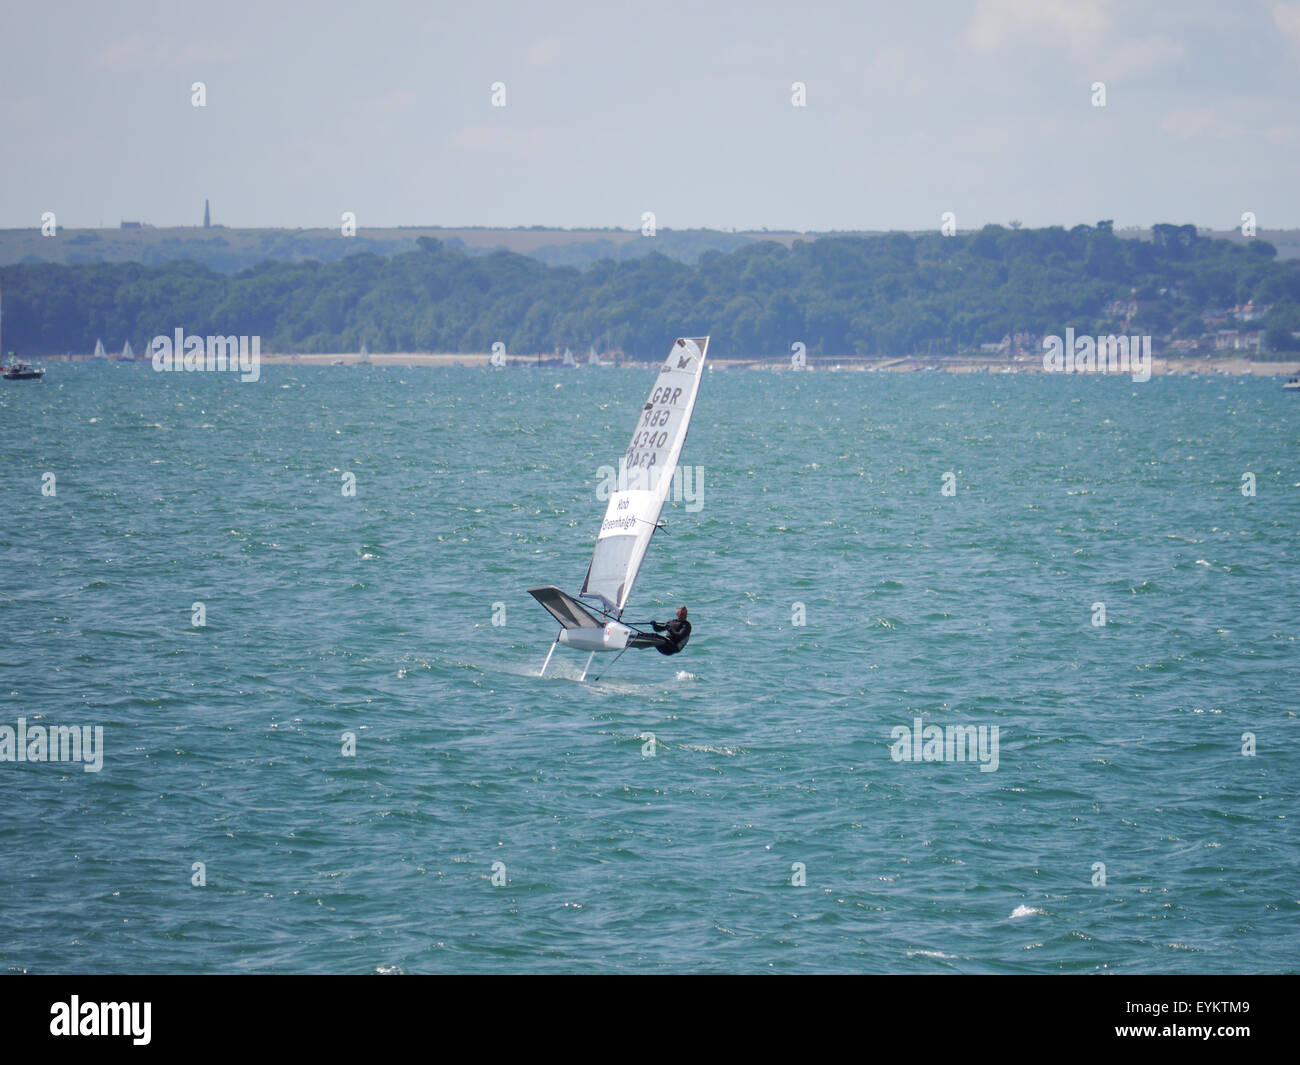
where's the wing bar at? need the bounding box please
[528,586,605,629]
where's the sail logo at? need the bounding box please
[596,460,704,511]
[151,329,260,382]
[50,996,150,1045]
[889,717,1000,772]
[0,718,104,772]
[1042,329,1151,382]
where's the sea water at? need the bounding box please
[1,364,1296,973]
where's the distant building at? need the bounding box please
[1010,330,1039,354]
[204,200,211,228]
[1214,330,1259,351]
[1230,301,1270,322]
[121,221,142,229]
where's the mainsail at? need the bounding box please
[580,336,708,615]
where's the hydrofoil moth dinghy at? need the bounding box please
[530,336,708,680]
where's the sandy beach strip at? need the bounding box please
[255,352,1300,376]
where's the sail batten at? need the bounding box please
[580,336,708,616]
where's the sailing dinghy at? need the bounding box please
[530,336,709,680]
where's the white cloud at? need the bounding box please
[528,34,568,68]
[965,0,1183,80]
[96,33,249,72]
[1094,34,1185,80]
[1274,2,1300,48]
[966,0,1111,52]
[1160,105,1225,140]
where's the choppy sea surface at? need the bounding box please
[1,363,1297,974]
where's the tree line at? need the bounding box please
[3,223,1298,359]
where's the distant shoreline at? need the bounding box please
[253,352,1300,376]
[34,351,1300,376]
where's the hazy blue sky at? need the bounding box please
[2,0,1298,231]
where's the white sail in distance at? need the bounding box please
[580,336,708,616]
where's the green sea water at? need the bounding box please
[1,363,1297,973]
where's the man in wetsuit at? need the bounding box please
[650,606,691,656]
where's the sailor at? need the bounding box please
[650,607,691,656]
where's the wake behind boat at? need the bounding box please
[530,336,709,680]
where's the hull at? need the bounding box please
[558,621,633,652]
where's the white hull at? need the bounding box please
[558,621,633,652]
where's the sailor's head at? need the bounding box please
[676,606,688,621]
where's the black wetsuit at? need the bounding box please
[650,617,691,656]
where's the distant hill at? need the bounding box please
[0,225,816,274]
[9,223,1293,274]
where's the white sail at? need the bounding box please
[359,342,369,361]
[580,336,708,615]
[121,341,135,360]
[94,339,106,358]
[562,346,577,368]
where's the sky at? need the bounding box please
[1,0,1298,232]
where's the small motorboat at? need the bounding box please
[1,283,44,378]
[3,355,44,380]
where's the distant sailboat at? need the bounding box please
[93,339,107,360]
[562,346,578,369]
[359,342,370,363]
[587,346,605,367]
[120,340,135,361]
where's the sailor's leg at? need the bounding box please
[579,651,596,682]
[539,636,559,677]
[628,632,669,650]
